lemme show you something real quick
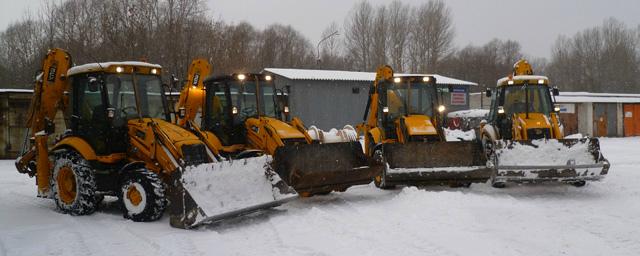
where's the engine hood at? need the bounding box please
[514,113,552,130]
[401,115,438,136]
[246,117,306,139]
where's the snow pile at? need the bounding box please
[3,138,640,256]
[444,128,476,141]
[181,156,295,220]
[447,109,489,119]
[497,139,597,166]
[564,133,584,139]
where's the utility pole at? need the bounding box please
[316,31,339,67]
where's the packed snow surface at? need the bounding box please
[444,128,476,141]
[1,138,640,256]
[497,139,597,166]
[182,156,294,222]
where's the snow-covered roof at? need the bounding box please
[264,68,478,86]
[497,75,549,86]
[0,89,33,93]
[556,91,640,103]
[68,61,162,76]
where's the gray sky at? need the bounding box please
[2,0,640,58]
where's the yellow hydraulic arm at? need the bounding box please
[176,59,210,126]
[15,48,72,196]
[359,65,393,155]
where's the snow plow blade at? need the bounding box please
[272,142,383,195]
[382,141,492,186]
[167,156,297,229]
[494,138,610,183]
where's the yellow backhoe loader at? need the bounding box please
[480,59,610,187]
[174,60,381,196]
[359,65,492,188]
[14,49,296,229]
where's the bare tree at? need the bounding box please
[387,1,409,72]
[344,1,374,71]
[408,0,454,73]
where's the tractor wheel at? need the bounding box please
[569,181,586,187]
[119,169,167,222]
[372,149,395,190]
[51,150,97,215]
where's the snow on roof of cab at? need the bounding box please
[67,61,162,76]
[0,89,33,93]
[497,75,549,85]
[263,68,478,86]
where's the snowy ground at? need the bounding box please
[1,138,640,256]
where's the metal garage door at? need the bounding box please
[593,103,618,137]
[623,104,640,136]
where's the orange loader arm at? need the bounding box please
[175,59,210,126]
[15,48,73,196]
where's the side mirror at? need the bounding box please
[552,87,559,96]
[485,88,492,97]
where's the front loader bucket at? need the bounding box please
[168,156,297,229]
[494,138,610,183]
[382,141,492,186]
[272,142,383,196]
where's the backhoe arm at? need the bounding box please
[175,59,210,126]
[360,65,393,154]
[15,48,72,196]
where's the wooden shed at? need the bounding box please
[0,89,33,159]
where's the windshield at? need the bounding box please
[228,80,276,119]
[501,84,553,115]
[105,74,165,119]
[384,80,435,119]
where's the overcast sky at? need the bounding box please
[2,0,640,58]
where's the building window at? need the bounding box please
[352,87,360,94]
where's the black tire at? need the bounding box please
[491,181,506,188]
[118,169,167,222]
[569,181,586,187]
[371,148,396,190]
[51,150,97,215]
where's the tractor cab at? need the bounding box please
[486,60,561,140]
[202,73,305,151]
[66,62,166,157]
[376,75,443,143]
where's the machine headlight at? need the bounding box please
[265,75,272,81]
[538,79,545,84]
[232,106,238,114]
[554,105,561,112]
[393,77,401,83]
[383,106,389,113]
[438,105,446,113]
[498,106,505,114]
[151,68,158,75]
[284,106,290,113]
[116,66,124,73]
[237,74,246,81]
[507,80,514,85]
[423,76,430,82]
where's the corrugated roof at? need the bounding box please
[264,68,478,86]
[556,92,640,103]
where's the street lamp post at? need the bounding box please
[317,31,339,66]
